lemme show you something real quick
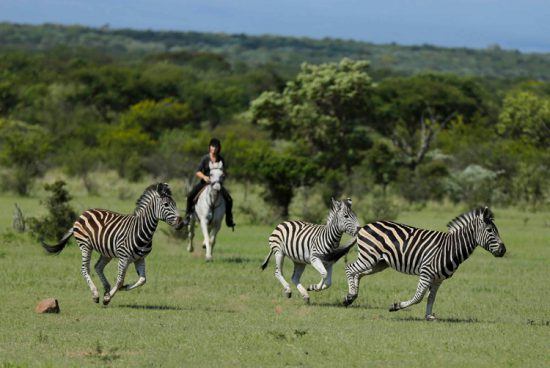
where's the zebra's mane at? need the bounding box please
[446,207,493,233]
[134,183,172,214]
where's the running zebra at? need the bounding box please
[261,198,360,303]
[342,207,506,320]
[41,183,183,305]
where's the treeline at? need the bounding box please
[0,23,548,219]
[2,23,550,80]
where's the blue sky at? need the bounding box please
[1,0,549,52]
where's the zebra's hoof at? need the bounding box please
[306,285,315,292]
[103,292,111,306]
[342,294,356,307]
[425,314,437,321]
[389,302,400,312]
[93,296,99,303]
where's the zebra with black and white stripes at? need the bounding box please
[41,183,183,305]
[342,206,506,320]
[261,198,360,303]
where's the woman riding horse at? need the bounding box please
[182,138,236,229]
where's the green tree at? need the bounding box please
[498,91,550,149]
[0,119,52,195]
[250,59,374,196]
[120,98,194,139]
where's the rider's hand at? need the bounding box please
[204,176,211,183]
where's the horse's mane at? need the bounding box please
[446,207,493,233]
[134,183,172,214]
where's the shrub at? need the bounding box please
[28,181,77,242]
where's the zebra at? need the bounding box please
[261,198,360,303]
[41,183,184,305]
[342,206,506,320]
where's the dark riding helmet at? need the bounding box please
[209,138,221,153]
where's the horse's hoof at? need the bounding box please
[303,296,310,304]
[283,289,292,298]
[93,296,99,303]
[202,244,206,249]
[389,302,399,312]
[425,314,437,321]
[187,247,193,253]
[205,257,213,262]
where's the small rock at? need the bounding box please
[35,298,60,314]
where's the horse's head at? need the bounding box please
[209,168,224,192]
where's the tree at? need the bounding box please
[250,59,374,196]
[498,91,550,149]
[0,119,52,195]
[373,74,490,170]
[120,98,194,139]
[244,145,320,219]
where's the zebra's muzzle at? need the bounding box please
[494,244,506,257]
[174,216,184,230]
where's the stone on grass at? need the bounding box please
[35,298,60,314]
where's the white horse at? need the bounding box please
[187,163,226,261]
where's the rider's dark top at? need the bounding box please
[197,154,226,183]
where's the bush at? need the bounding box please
[28,181,77,242]
[445,164,500,208]
[361,188,400,223]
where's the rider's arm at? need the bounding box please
[196,171,210,182]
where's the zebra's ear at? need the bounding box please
[345,198,352,207]
[156,183,170,197]
[331,197,341,210]
[482,206,494,223]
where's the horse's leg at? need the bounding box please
[94,255,112,297]
[200,218,213,262]
[79,243,99,303]
[122,258,146,291]
[103,258,130,305]
[187,217,195,252]
[208,212,223,256]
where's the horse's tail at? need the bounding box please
[318,237,357,263]
[260,248,274,271]
[41,229,74,255]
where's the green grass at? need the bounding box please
[0,191,549,367]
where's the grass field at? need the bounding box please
[0,189,549,367]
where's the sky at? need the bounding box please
[1,0,549,53]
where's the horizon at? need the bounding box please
[1,1,549,53]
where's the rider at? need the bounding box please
[182,138,236,229]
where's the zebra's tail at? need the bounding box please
[41,229,74,255]
[260,248,274,271]
[318,237,357,263]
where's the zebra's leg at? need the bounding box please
[274,250,291,298]
[80,245,99,303]
[343,259,387,306]
[94,255,112,297]
[200,219,213,262]
[103,258,130,305]
[308,262,333,292]
[425,280,443,321]
[389,273,432,312]
[122,258,146,291]
[307,257,328,291]
[291,262,309,303]
[187,218,195,252]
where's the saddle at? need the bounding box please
[192,185,209,205]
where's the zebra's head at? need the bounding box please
[155,183,184,230]
[476,207,506,257]
[330,197,360,236]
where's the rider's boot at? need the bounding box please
[182,212,192,226]
[226,213,236,231]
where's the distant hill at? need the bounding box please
[1,22,549,80]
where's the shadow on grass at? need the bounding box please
[392,316,489,324]
[310,300,385,311]
[118,304,237,314]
